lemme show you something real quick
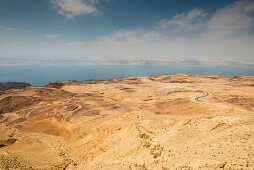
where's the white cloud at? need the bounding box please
[0,25,14,31]
[112,29,164,43]
[206,0,254,38]
[45,34,59,38]
[64,1,254,62]
[159,0,254,37]
[244,0,254,12]
[40,42,48,45]
[67,42,88,46]
[2,0,254,66]
[159,8,207,31]
[49,0,106,18]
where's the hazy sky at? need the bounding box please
[0,0,254,65]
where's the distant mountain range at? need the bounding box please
[0,58,254,66]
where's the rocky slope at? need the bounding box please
[0,74,254,169]
[0,82,31,91]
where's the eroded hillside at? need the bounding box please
[0,74,254,169]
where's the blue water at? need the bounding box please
[0,65,254,86]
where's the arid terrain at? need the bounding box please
[0,82,31,91]
[0,74,254,169]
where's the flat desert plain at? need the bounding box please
[0,74,254,169]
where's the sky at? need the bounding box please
[0,0,254,65]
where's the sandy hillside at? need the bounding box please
[0,74,254,169]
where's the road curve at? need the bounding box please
[142,77,250,111]
[143,77,211,103]
[193,90,210,102]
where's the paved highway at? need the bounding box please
[193,90,210,102]
[143,77,211,103]
[143,76,249,112]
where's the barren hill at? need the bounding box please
[0,74,254,169]
[0,82,31,91]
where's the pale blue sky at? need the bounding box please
[0,0,253,65]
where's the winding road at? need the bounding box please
[143,77,211,103]
[143,76,249,112]
[193,90,210,102]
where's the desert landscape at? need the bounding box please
[0,74,254,169]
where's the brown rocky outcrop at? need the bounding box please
[0,82,31,91]
[0,96,42,114]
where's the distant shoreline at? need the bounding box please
[0,65,254,87]
[1,74,254,91]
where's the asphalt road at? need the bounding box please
[143,77,249,112]
[143,77,211,103]
[194,91,210,102]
